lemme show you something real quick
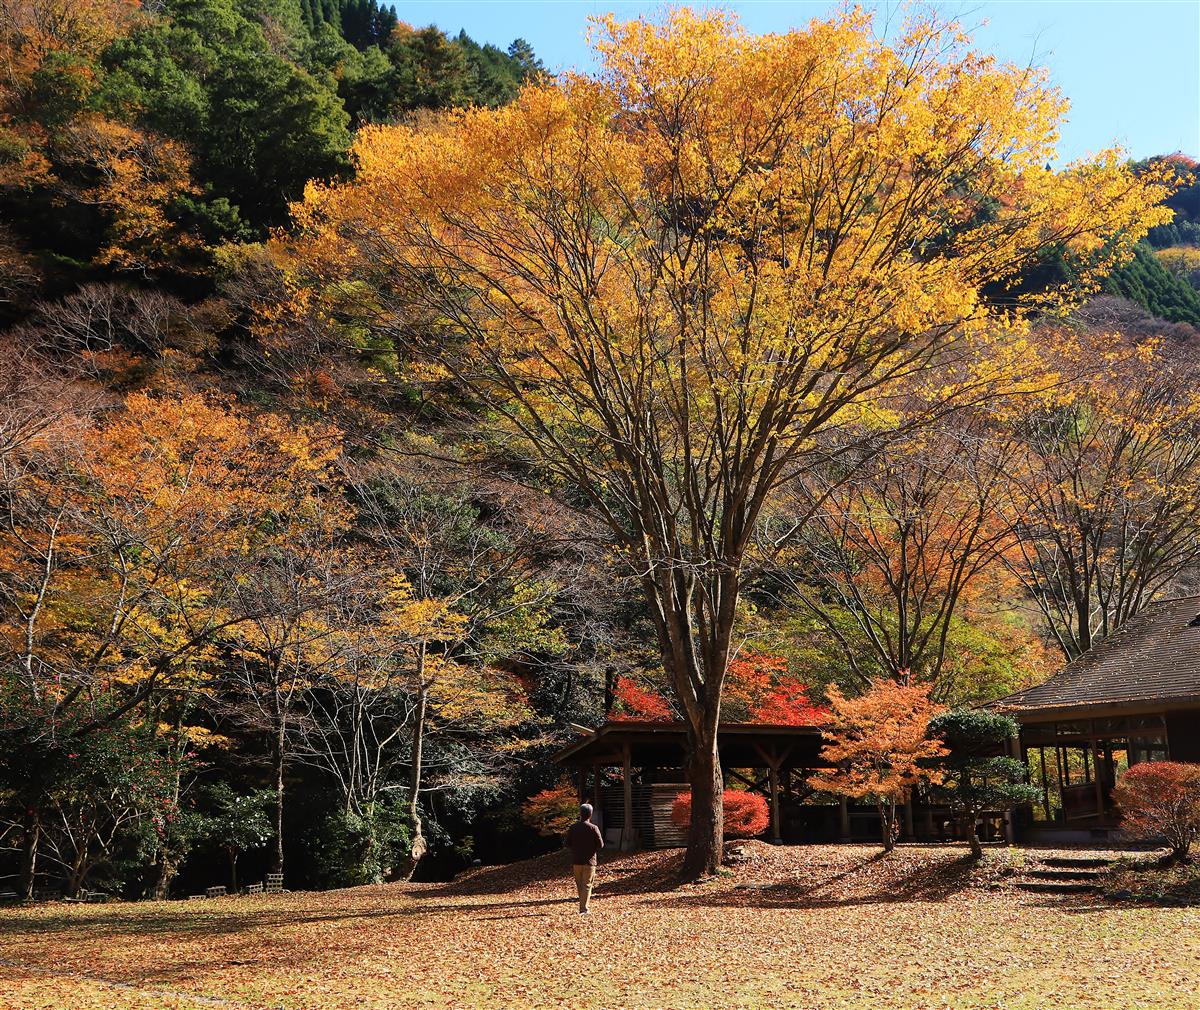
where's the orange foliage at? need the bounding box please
[751,679,828,726]
[59,116,198,269]
[809,679,947,849]
[0,0,196,268]
[724,653,827,725]
[1,392,340,710]
[521,782,579,838]
[1003,331,1200,659]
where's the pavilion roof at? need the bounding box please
[552,719,826,767]
[996,596,1200,720]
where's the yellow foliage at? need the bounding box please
[286,7,1167,518]
[1155,245,1200,277]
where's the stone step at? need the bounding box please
[1025,868,1105,881]
[1039,856,1116,869]
[1017,880,1099,894]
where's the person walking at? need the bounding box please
[564,803,604,914]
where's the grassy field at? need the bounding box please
[2,843,1198,1010]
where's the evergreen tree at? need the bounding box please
[1104,241,1200,326]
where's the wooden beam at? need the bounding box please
[1004,734,1022,843]
[592,763,602,832]
[752,741,796,771]
[838,797,850,841]
[726,767,768,794]
[1038,746,1051,820]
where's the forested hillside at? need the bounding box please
[1104,155,1200,326]
[0,0,539,298]
[1,2,1198,901]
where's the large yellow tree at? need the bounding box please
[287,8,1167,876]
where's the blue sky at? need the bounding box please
[391,1,1200,163]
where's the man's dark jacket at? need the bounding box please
[565,819,604,865]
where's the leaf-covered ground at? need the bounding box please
[3,843,1197,1010]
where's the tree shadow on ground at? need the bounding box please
[421,847,683,899]
[0,895,583,944]
[645,851,982,911]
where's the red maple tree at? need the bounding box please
[610,676,671,721]
[725,653,827,725]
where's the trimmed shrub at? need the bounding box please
[928,709,1040,859]
[670,789,769,839]
[1113,762,1200,862]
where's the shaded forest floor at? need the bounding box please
[2,842,1196,1009]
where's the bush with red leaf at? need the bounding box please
[670,789,769,839]
[1114,761,1200,862]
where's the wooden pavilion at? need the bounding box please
[996,595,1200,837]
[552,719,995,849]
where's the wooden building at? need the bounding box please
[996,595,1200,837]
[552,719,992,849]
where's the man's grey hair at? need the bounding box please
[579,803,593,820]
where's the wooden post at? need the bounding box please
[1004,734,1022,843]
[838,797,850,841]
[621,743,634,852]
[768,763,781,843]
[577,765,587,804]
[592,763,602,833]
[1038,746,1051,821]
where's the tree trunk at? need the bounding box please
[271,719,285,876]
[965,816,983,859]
[399,685,428,881]
[17,807,40,900]
[362,802,383,884]
[679,721,723,880]
[150,851,177,900]
[229,849,239,892]
[645,565,737,881]
[879,801,897,852]
[66,849,88,899]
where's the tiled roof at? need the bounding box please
[997,596,1200,714]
